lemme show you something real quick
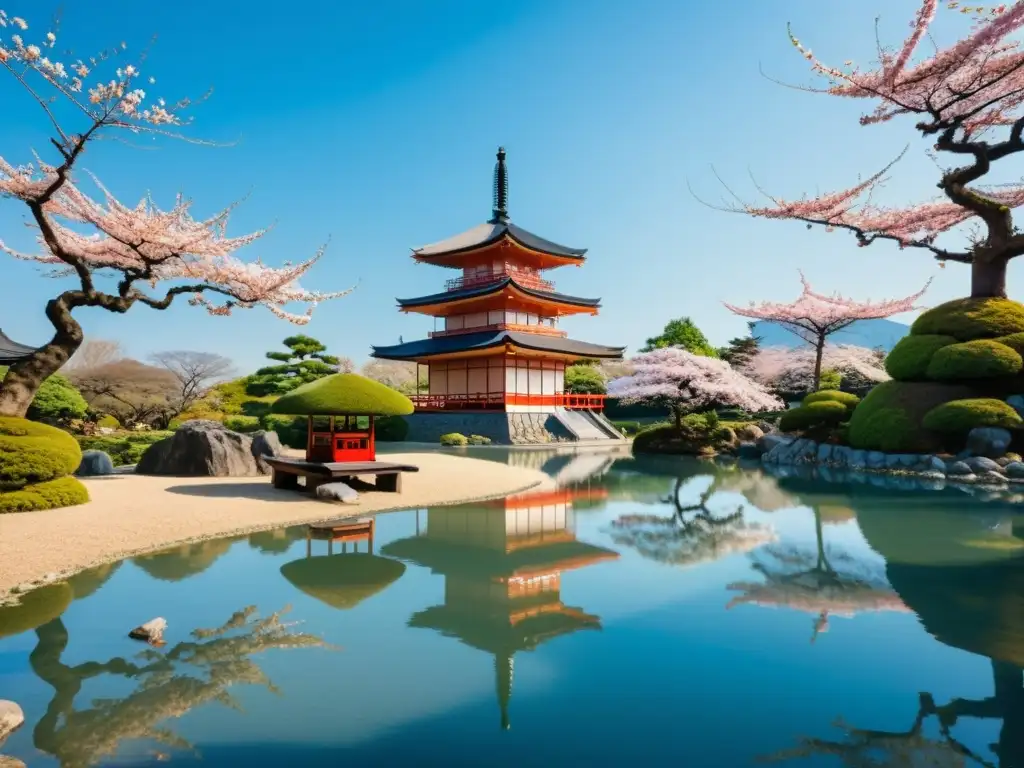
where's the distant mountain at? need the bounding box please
[750,318,910,352]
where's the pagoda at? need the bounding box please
[371,148,625,443]
[381,487,618,730]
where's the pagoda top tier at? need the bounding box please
[411,147,588,271]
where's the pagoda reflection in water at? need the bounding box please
[382,486,618,730]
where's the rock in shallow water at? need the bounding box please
[0,700,24,747]
[946,460,973,476]
[966,427,1013,459]
[1004,461,1024,479]
[965,456,1003,475]
[75,449,115,477]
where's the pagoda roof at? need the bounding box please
[371,330,625,362]
[0,329,38,364]
[397,277,601,311]
[412,220,587,265]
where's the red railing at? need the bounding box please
[409,393,606,411]
[445,264,554,293]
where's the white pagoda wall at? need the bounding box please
[424,505,573,551]
[427,357,565,402]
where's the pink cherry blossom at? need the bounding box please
[742,345,889,394]
[608,347,784,418]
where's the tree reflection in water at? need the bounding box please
[608,476,775,567]
[29,605,333,767]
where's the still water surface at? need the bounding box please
[1,448,1023,766]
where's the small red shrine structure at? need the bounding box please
[371,148,624,413]
[305,415,376,463]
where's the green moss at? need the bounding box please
[0,475,89,513]
[467,434,492,445]
[439,432,468,447]
[911,297,1024,341]
[0,583,73,639]
[996,332,1024,355]
[847,380,977,452]
[96,414,120,429]
[922,398,1023,433]
[926,339,1022,380]
[885,334,958,380]
[802,390,861,415]
[271,373,414,417]
[779,400,848,432]
[0,416,82,490]
[223,415,262,432]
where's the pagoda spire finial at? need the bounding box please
[491,146,509,223]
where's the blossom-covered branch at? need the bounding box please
[705,0,1024,299]
[742,345,889,395]
[0,9,351,417]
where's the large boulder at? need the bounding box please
[75,449,115,477]
[0,700,23,747]
[965,426,1013,459]
[250,430,283,474]
[135,420,264,477]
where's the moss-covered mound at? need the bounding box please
[0,416,81,490]
[632,416,738,455]
[0,582,73,640]
[885,334,958,380]
[922,398,1023,434]
[802,390,860,415]
[271,373,414,417]
[778,400,848,432]
[926,339,1023,380]
[280,554,407,610]
[0,476,89,514]
[996,331,1024,355]
[911,297,1024,341]
[846,380,977,453]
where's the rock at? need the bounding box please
[816,443,833,463]
[136,420,262,477]
[848,449,868,470]
[829,445,850,466]
[923,455,947,473]
[0,701,23,748]
[736,424,764,442]
[757,434,792,455]
[0,756,27,768]
[978,470,1009,485]
[75,449,115,477]
[250,430,283,473]
[316,481,360,504]
[965,456,1003,474]
[966,427,1013,459]
[1006,394,1024,418]
[1004,461,1024,479]
[735,442,762,460]
[129,617,167,645]
[945,460,973,476]
[867,451,886,469]
[756,421,775,435]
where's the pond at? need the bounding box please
[1,448,1023,767]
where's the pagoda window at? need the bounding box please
[445,315,465,331]
[488,356,504,393]
[429,362,447,395]
[488,310,504,325]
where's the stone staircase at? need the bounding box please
[554,408,626,442]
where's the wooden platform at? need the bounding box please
[265,457,419,494]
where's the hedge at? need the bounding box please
[77,431,174,467]
[801,390,861,415]
[0,416,82,490]
[911,297,1024,341]
[779,400,848,432]
[884,334,958,381]
[846,380,976,453]
[922,398,1023,434]
[926,339,1023,380]
[223,415,262,432]
[0,475,90,514]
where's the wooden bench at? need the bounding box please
[265,457,419,494]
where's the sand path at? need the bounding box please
[0,451,552,602]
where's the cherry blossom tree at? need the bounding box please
[607,347,783,431]
[724,273,927,390]
[743,344,890,396]
[0,11,350,417]
[707,1,1024,300]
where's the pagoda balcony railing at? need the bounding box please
[409,392,606,411]
[428,323,568,339]
[445,264,554,293]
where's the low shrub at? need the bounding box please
[778,400,848,432]
[884,334,958,380]
[0,475,90,513]
[261,414,307,450]
[77,430,173,467]
[632,414,736,455]
[846,379,976,453]
[612,420,642,436]
[375,415,408,442]
[440,432,468,447]
[0,416,82,490]
[467,434,492,445]
[911,297,1024,341]
[223,415,262,432]
[922,398,1023,434]
[96,414,120,429]
[802,389,861,416]
[926,339,1023,380]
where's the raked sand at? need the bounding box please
[0,451,553,602]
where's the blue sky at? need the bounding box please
[0,0,1003,372]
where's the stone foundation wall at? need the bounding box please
[403,413,575,445]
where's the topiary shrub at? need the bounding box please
[375,415,408,442]
[0,416,82,490]
[846,380,976,453]
[885,334,958,380]
[271,373,414,417]
[922,398,1023,434]
[911,297,1024,341]
[0,475,90,513]
[996,332,1024,355]
[223,415,262,432]
[779,400,848,432]
[96,414,120,429]
[926,339,1023,380]
[467,434,492,445]
[631,423,678,454]
[802,389,861,415]
[440,432,468,447]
